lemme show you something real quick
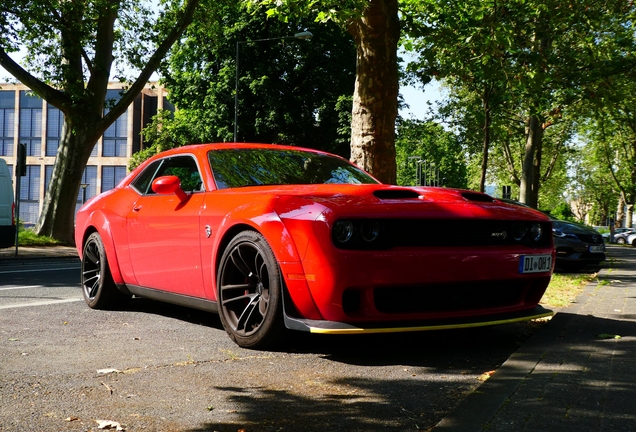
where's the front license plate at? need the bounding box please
[589,245,604,253]
[519,254,552,274]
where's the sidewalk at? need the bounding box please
[433,244,636,431]
[0,245,78,260]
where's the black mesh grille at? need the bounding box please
[576,234,603,244]
[373,279,548,314]
[333,219,552,249]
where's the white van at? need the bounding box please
[0,158,16,248]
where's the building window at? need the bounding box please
[103,89,127,157]
[0,90,15,157]
[19,91,42,157]
[46,105,64,157]
[19,165,41,225]
[102,165,127,192]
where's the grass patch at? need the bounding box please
[18,227,63,246]
[541,271,597,308]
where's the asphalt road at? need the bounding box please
[0,258,545,432]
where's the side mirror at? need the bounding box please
[151,175,188,202]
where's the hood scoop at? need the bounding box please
[373,189,421,199]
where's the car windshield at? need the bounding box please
[208,148,379,189]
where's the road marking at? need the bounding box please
[0,266,79,274]
[0,285,50,291]
[0,298,83,309]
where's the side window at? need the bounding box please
[131,155,203,195]
[155,156,203,192]
[130,159,162,195]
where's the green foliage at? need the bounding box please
[402,0,636,206]
[143,1,356,162]
[549,202,576,222]
[245,0,366,27]
[395,119,467,188]
[18,227,62,246]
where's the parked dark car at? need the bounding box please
[550,217,605,269]
[498,198,605,270]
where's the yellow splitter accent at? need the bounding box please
[308,309,554,335]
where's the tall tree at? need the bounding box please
[579,74,636,228]
[404,0,636,207]
[0,0,200,244]
[248,0,399,184]
[402,0,510,193]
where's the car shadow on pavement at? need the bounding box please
[179,314,635,432]
[125,296,225,330]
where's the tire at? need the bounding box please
[217,231,285,349]
[616,237,626,245]
[81,232,131,309]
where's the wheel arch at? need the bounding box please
[78,211,126,286]
[212,214,323,321]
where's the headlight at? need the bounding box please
[530,223,543,241]
[552,228,577,239]
[360,221,380,242]
[512,223,527,241]
[333,220,354,243]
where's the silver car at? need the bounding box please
[612,228,636,244]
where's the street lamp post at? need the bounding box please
[234,31,313,142]
[80,183,89,205]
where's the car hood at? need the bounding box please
[551,219,600,235]
[264,184,550,222]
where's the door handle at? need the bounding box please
[133,205,142,212]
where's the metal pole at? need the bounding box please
[14,173,21,257]
[234,40,240,142]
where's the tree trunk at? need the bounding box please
[35,118,100,245]
[519,114,544,208]
[348,0,399,184]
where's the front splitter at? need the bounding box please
[283,305,554,335]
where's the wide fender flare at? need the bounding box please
[212,203,323,320]
[80,210,126,286]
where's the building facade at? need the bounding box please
[0,82,170,225]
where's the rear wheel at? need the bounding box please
[217,231,285,348]
[81,232,131,309]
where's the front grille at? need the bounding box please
[576,234,603,244]
[388,219,551,248]
[373,279,548,314]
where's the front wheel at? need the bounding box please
[616,237,626,245]
[217,231,285,349]
[81,232,131,309]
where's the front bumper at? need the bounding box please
[283,305,554,334]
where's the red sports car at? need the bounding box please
[75,143,555,348]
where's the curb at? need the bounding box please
[431,268,602,431]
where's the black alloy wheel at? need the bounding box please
[217,231,284,348]
[81,232,130,309]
